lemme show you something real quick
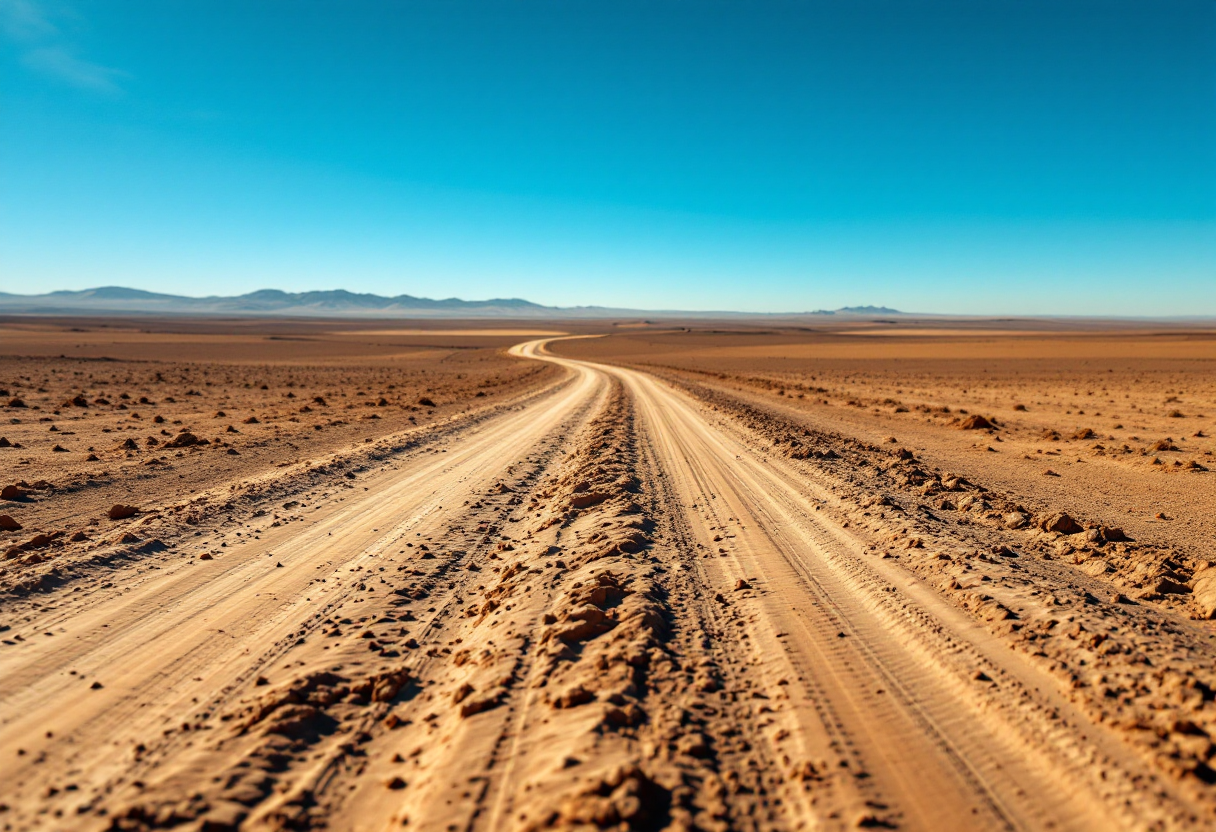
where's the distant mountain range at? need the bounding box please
[0,287,902,319]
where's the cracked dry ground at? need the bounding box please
[3,336,1216,831]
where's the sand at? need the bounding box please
[1,315,1215,831]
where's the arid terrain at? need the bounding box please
[2,316,1215,831]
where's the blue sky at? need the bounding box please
[1,1,1214,314]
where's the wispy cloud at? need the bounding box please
[0,0,55,40]
[1,0,127,94]
[23,44,125,93]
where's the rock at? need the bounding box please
[6,398,27,408]
[959,414,995,430]
[554,685,595,708]
[418,397,436,407]
[1081,559,1112,577]
[199,552,214,560]
[0,515,21,531]
[5,531,62,559]
[22,533,56,549]
[1003,512,1029,529]
[1085,526,1130,544]
[1189,568,1216,619]
[1153,577,1190,595]
[120,438,139,450]
[1040,513,1083,534]
[734,578,751,590]
[0,437,10,447]
[108,504,139,520]
[1072,428,1095,439]
[1181,569,1216,620]
[2,485,28,501]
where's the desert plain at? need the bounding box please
[1,315,1215,832]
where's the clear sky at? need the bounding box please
[2,1,1214,314]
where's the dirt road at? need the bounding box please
[0,337,1210,831]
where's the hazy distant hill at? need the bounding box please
[835,305,903,315]
[0,287,901,319]
[0,287,563,318]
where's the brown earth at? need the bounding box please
[2,316,1215,831]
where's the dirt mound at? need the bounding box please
[164,431,200,448]
[958,414,995,430]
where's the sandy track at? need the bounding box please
[0,337,1207,831]
[521,339,1205,830]
[0,360,606,830]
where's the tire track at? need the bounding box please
[520,338,1187,831]
[0,355,604,831]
